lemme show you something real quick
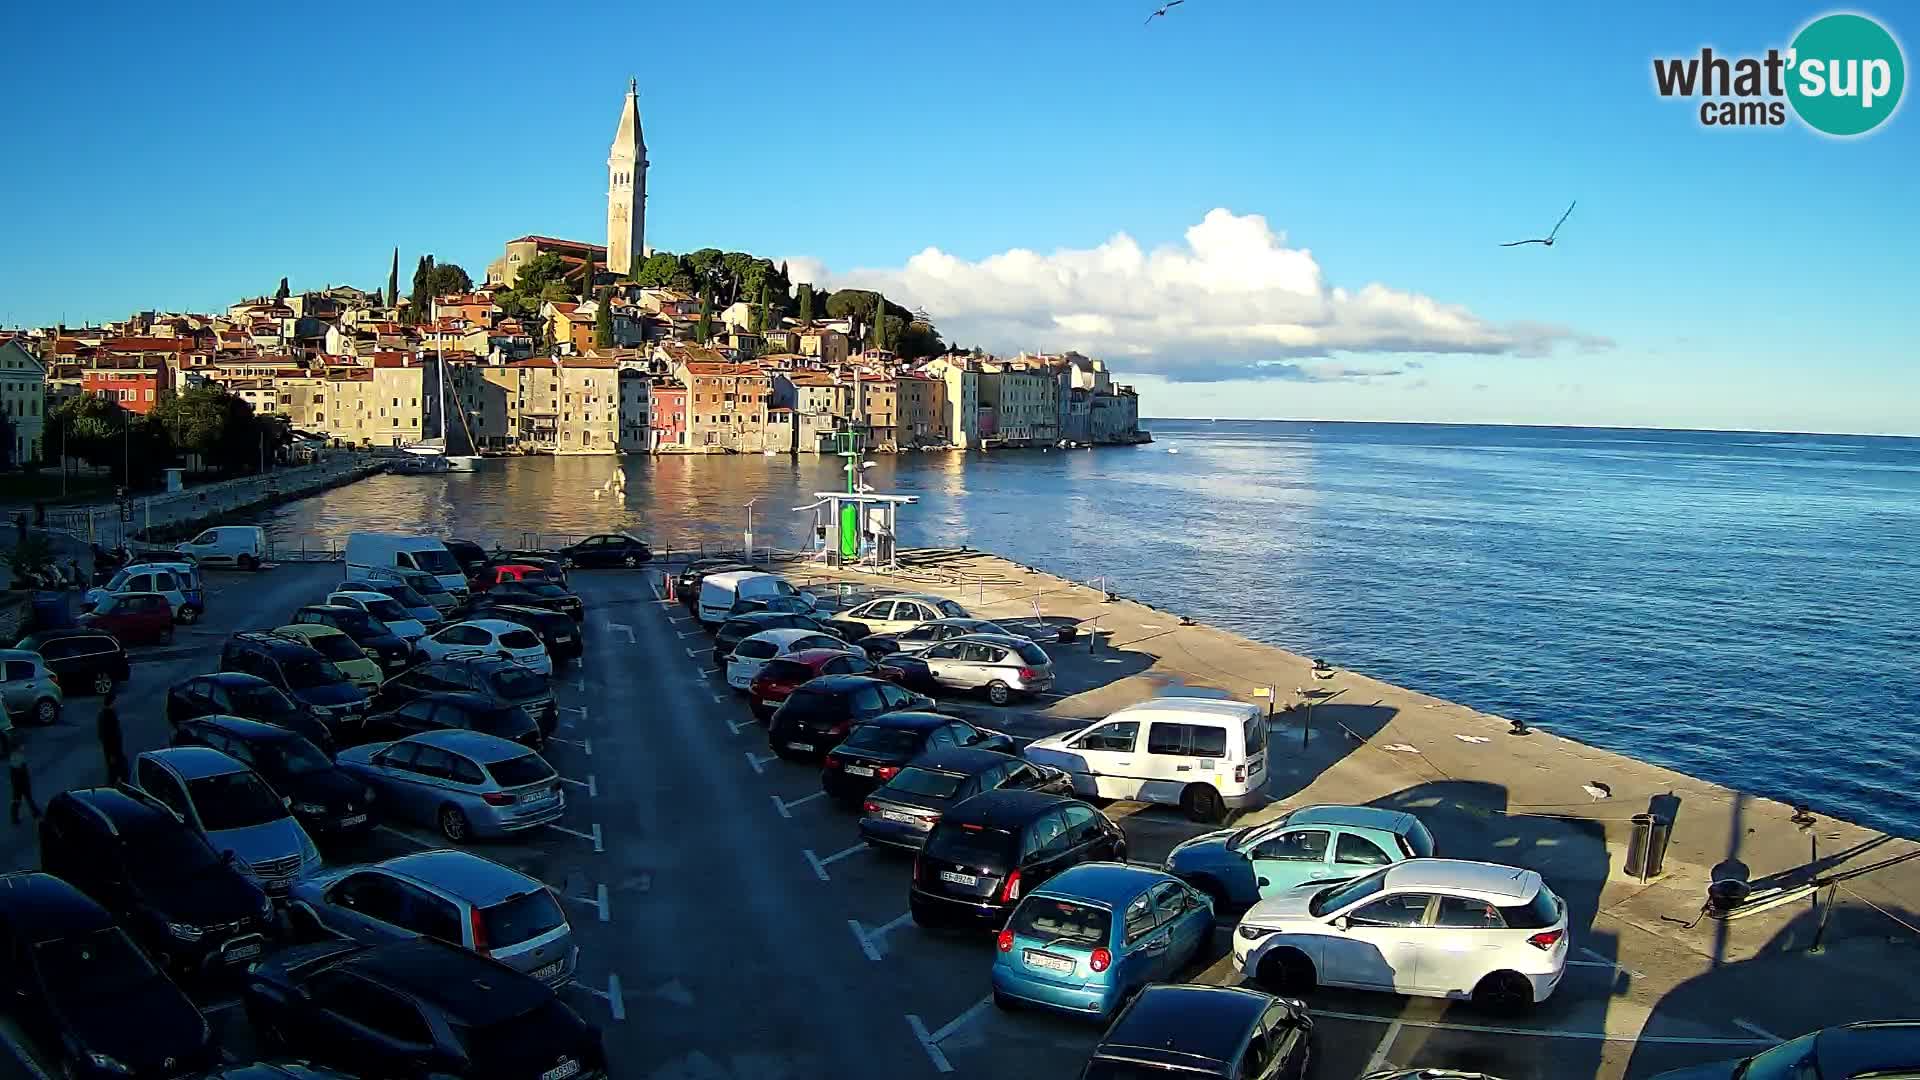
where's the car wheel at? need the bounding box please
[986,680,1012,706]
[438,804,473,843]
[238,554,260,571]
[162,625,175,644]
[1472,970,1535,1014]
[1180,783,1225,824]
[91,671,114,695]
[623,554,639,568]
[177,605,199,624]
[33,698,59,725]
[1256,947,1316,995]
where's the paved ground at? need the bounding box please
[2,558,1916,1079]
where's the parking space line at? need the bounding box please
[1363,1020,1403,1073]
[1576,947,1644,979]
[771,790,826,818]
[803,841,869,881]
[685,647,706,659]
[713,693,728,705]
[550,737,593,756]
[905,1014,953,1074]
[1310,1009,1778,1046]
[574,677,586,693]
[1734,1019,1784,1043]
[559,705,588,717]
[376,824,437,850]
[745,750,778,774]
[848,919,883,961]
[543,822,605,853]
[678,630,706,639]
[700,666,721,676]
[608,973,625,1021]
[200,998,243,1014]
[558,775,596,797]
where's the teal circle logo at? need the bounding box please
[1788,13,1905,136]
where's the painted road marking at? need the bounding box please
[558,775,597,797]
[848,910,916,961]
[564,887,611,924]
[1311,1009,1777,1046]
[550,737,594,756]
[701,666,721,676]
[543,822,605,853]
[906,1014,951,1074]
[803,841,869,881]
[574,677,587,693]
[745,751,778,774]
[608,623,636,644]
[1363,1020,1404,1073]
[1577,947,1645,979]
[1734,1019,1784,1043]
[559,704,588,717]
[771,790,827,818]
[726,714,756,735]
[679,630,706,639]
[376,824,437,850]
[713,693,728,705]
[848,919,883,961]
[685,647,706,659]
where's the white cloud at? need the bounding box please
[785,209,1607,383]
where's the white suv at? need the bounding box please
[1233,858,1568,1011]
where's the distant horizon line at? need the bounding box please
[1142,417,1920,441]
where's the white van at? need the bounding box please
[1023,697,1269,823]
[83,561,206,624]
[175,525,267,569]
[344,533,469,603]
[697,571,810,625]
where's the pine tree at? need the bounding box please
[387,248,399,308]
[594,287,614,349]
[695,284,713,345]
[580,250,596,301]
[797,283,814,323]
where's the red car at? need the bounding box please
[747,647,876,722]
[79,591,175,646]
[472,563,548,593]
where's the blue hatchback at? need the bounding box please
[991,862,1213,1021]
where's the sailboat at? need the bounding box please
[403,346,481,471]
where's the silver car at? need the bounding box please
[904,633,1056,705]
[132,747,322,895]
[861,618,1028,660]
[288,849,578,987]
[335,729,565,843]
[0,648,64,726]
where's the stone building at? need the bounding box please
[896,372,948,447]
[0,339,47,465]
[677,360,771,452]
[617,369,651,452]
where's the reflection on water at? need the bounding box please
[264,422,1920,836]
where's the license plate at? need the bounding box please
[787,741,814,751]
[883,810,926,827]
[1024,950,1074,974]
[531,960,563,980]
[760,698,781,708]
[339,814,368,827]
[224,943,262,962]
[557,635,573,644]
[263,879,290,895]
[939,870,978,886]
[542,1061,580,1080]
[845,765,874,777]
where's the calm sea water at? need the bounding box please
[262,422,1920,837]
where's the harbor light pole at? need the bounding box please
[743,497,759,563]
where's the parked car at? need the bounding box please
[132,747,323,896]
[190,1065,356,1080]
[289,850,578,987]
[221,632,373,740]
[766,675,933,760]
[748,648,877,722]
[363,692,544,751]
[713,611,851,666]
[559,532,652,568]
[372,657,558,736]
[336,730,565,843]
[860,747,1074,851]
[838,593,971,636]
[466,602,582,663]
[729,594,819,617]
[167,672,334,751]
[482,579,584,622]
[472,563,549,593]
[272,624,383,694]
[38,786,273,976]
[291,604,413,673]
[1079,984,1313,1080]
[175,525,267,569]
[697,570,812,625]
[343,533,469,604]
[910,790,1129,929]
[1025,697,1271,823]
[1650,1020,1920,1080]
[1165,804,1437,911]
[327,590,427,644]
[84,561,205,623]
[0,648,64,725]
[169,716,376,838]
[861,617,1027,659]
[14,629,128,696]
[484,552,568,588]
[676,559,752,611]
[442,538,491,578]
[0,872,218,1079]
[821,712,1012,804]
[881,633,1055,705]
[1234,858,1569,1011]
[77,591,176,646]
[413,619,552,676]
[342,579,443,628]
[242,938,606,1079]
[378,568,461,620]
[725,628,850,691]
[992,863,1214,1020]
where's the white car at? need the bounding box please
[85,562,204,624]
[1233,858,1568,1011]
[414,619,553,677]
[327,590,427,644]
[839,594,971,636]
[726,628,850,691]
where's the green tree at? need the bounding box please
[152,385,261,473]
[872,292,889,351]
[797,283,815,323]
[579,250,596,301]
[694,284,713,344]
[635,252,679,286]
[751,281,769,334]
[894,319,944,360]
[408,255,435,324]
[594,287,614,349]
[426,262,471,296]
[274,277,290,300]
[682,248,724,287]
[387,248,399,307]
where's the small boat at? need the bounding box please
[763,449,779,457]
[446,456,479,472]
[1166,446,1180,454]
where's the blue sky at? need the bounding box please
[1,0,1915,433]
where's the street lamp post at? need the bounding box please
[743,497,759,563]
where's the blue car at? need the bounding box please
[991,862,1213,1020]
[1163,804,1435,910]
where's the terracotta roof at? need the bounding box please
[507,235,608,254]
[103,337,189,352]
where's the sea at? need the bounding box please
[260,421,1920,838]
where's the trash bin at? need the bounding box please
[1624,813,1674,881]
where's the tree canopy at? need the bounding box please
[594,288,614,349]
[634,252,681,287]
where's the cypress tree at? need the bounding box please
[387,248,399,308]
[274,277,289,301]
[581,250,596,301]
[797,283,814,323]
[594,287,614,349]
[694,284,712,345]
[872,292,888,352]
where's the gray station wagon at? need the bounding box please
[334,729,565,843]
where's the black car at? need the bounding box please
[167,672,335,753]
[822,712,1013,803]
[766,675,933,760]
[559,532,652,569]
[170,716,376,837]
[714,611,854,665]
[1651,1020,1920,1080]
[486,551,569,588]
[291,604,412,672]
[37,787,273,977]
[221,632,372,740]
[484,579,583,622]
[14,629,130,695]
[362,692,544,751]
[910,789,1128,929]
[1081,985,1312,1080]
[859,747,1074,851]
[0,872,220,1079]
[372,657,559,734]
[467,601,583,661]
[192,1066,358,1079]
[443,538,491,579]
[244,937,607,1080]
[677,559,752,611]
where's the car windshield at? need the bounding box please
[383,584,429,606]
[406,574,449,597]
[934,599,968,618]
[781,689,843,719]
[498,629,541,650]
[526,583,569,599]
[34,927,157,999]
[481,889,567,949]
[886,767,964,799]
[842,726,925,756]
[734,638,780,660]
[187,772,290,830]
[326,610,376,636]
[281,655,345,690]
[409,548,460,575]
[1308,866,1392,916]
[488,668,547,699]
[362,597,410,621]
[487,753,555,789]
[1013,642,1051,665]
[759,659,814,684]
[232,684,299,718]
[925,824,1018,867]
[1732,1034,1818,1080]
[473,706,536,737]
[1011,897,1112,947]
[256,737,331,777]
[124,823,225,881]
[300,633,364,663]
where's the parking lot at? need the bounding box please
[3,557,1915,1079]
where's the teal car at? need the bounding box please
[1163,804,1435,910]
[991,862,1213,1020]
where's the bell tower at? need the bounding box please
[607,77,648,276]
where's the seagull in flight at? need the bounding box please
[1145,0,1185,25]
[1500,200,1577,247]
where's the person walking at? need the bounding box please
[7,735,40,825]
[97,689,128,787]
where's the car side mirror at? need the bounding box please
[1331,916,1350,931]
[283,796,293,808]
